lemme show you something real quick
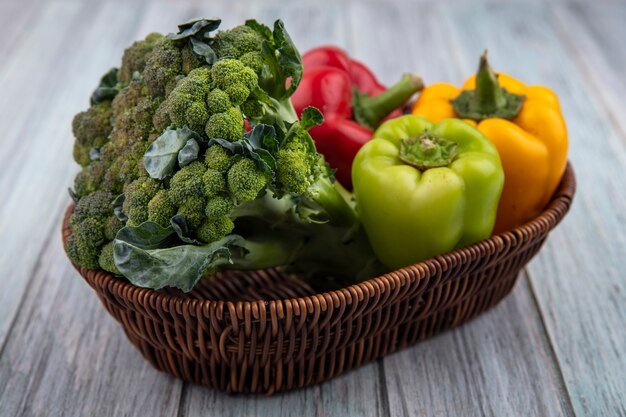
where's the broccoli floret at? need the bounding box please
[114,141,150,186]
[104,215,124,240]
[119,33,163,84]
[71,191,114,226]
[275,141,317,196]
[210,59,258,106]
[227,158,267,203]
[240,99,264,119]
[123,177,161,224]
[143,38,182,97]
[168,161,207,205]
[212,26,265,58]
[202,168,226,198]
[147,189,176,227]
[111,81,159,144]
[196,216,234,242]
[66,235,100,269]
[174,67,212,97]
[177,195,206,229]
[155,67,212,132]
[205,107,244,141]
[99,241,121,274]
[72,102,113,166]
[205,195,234,219]
[69,217,105,269]
[239,51,264,74]
[74,161,107,197]
[206,89,231,115]
[204,144,235,172]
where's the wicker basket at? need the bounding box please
[62,163,575,394]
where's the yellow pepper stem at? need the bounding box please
[451,50,525,121]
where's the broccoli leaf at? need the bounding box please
[189,37,218,65]
[272,20,303,98]
[209,138,276,174]
[68,188,80,203]
[88,147,102,162]
[300,106,324,131]
[115,221,177,249]
[114,224,244,292]
[90,68,119,105]
[144,127,201,179]
[245,19,303,100]
[170,215,203,244]
[178,138,200,167]
[167,18,221,40]
[244,19,273,41]
[245,124,279,154]
[112,193,128,222]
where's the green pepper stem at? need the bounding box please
[451,50,525,121]
[353,73,424,130]
[399,133,458,171]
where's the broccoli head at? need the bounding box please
[67,19,385,289]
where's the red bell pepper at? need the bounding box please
[291,45,423,188]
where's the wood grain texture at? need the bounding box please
[441,2,626,416]
[0,0,623,416]
[0,228,182,417]
[0,0,156,355]
[551,3,626,141]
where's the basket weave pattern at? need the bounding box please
[63,164,575,394]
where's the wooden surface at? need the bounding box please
[0,0,624,416]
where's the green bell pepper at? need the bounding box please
[352,115,504,270]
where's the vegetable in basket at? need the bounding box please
[291,46,424,189]
[65,18,385,292]
[352,115,504,270]
[411,51,568,233]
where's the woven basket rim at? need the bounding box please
[63,163,576,310]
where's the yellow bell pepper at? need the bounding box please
[411,51,568,233]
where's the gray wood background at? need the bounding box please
[0,0,624,416]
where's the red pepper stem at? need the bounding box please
[353,73,424,130]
